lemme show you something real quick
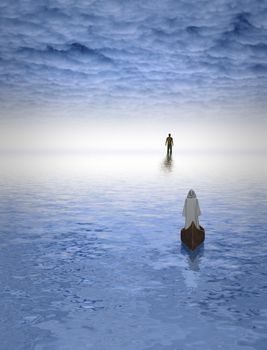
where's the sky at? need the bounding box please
[0,0,266,152]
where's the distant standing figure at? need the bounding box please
[165,133,173,156]
[182,189,201,229]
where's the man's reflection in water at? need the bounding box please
[162,155,174,172]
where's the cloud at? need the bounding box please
[0,0,266,120]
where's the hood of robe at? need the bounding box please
[187,189,197,198]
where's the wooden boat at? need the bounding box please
[181,222,205,250]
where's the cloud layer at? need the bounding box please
[0,0,266,120]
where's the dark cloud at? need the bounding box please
[0,0,266,118]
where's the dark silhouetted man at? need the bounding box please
[165,133,173,156]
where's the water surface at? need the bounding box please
[0,153,267,350]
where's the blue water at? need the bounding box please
[0,153,267,350]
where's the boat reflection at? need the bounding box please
[180,244,204,289]
[180,244,205,272]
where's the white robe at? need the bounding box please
[182,198,201,229]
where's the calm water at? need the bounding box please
[0,153,267,350]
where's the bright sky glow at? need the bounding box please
[1,119,266,153]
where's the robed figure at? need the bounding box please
[182,189,201,229]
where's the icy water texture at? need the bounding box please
[0,153,267,350]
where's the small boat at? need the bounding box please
[181,222,205,250]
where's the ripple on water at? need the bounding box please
[0,154,267,350]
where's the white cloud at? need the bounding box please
[0,0,266,120]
